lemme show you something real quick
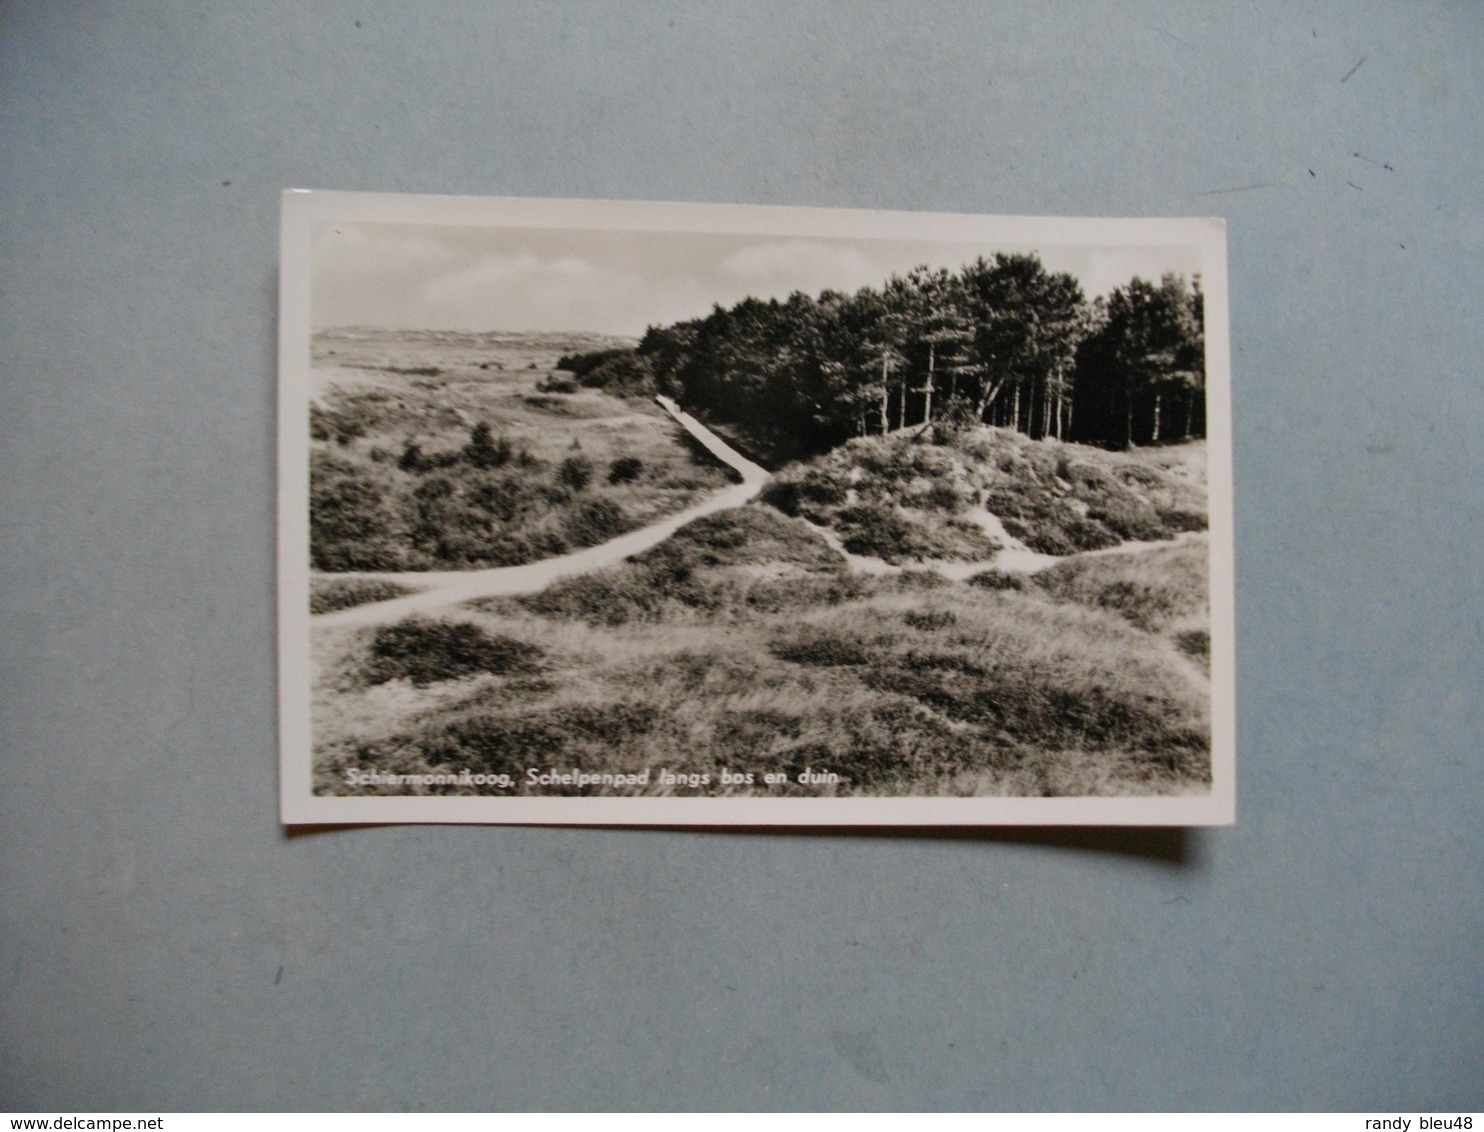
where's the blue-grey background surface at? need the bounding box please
[1,1,1480,1111]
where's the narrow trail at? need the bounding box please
[808,514,1205,583]
[314,397,770,629]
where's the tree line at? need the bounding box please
[560,253,1204,457]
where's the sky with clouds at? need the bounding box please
[312,221,1204,337]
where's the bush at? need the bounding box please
[363,618,544,686]
[740,572,868,613]
[760,464,849,518]
[835,503,948,562]
[660,506,841,570]
[397,439,425,472]
[309,452,412,571]
[555,347,632,378]
[1175,628,1210,666]
[607,455,644,484]
[580,352,655,397]
[770,624,876,667]
[902,608,958,631]
[467,472,532,523]
[522,570,659,626]
[913,482,966,512]
[558,454,593,491]
[968,569,1028,592]
[863,643,1204,754]
[464,422,512,469]
[930,397,981,447]
[1085,495,1167,542]
[562,498,631,547]
[309,403,332,442]
[310,578,413,615]
[1032,542,1209,633]
[396,701,660,778]
[1157,507,1208,533]
[536,374,580,394]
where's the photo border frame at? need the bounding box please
[278,189,1235,827]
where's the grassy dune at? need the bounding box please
[763,426,1206,562]
[309,397,1211,799]
[314,501,1211,799]
[308,329,733,573]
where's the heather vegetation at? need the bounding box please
[309,301,1212,799]
[310,577,416,615]
[307,330,732,574]
[360,617,545,687]
[762,425,1204,563]
[316,489,1212,798]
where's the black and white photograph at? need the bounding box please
[279,192,1233,825]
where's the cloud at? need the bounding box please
[410,253,652,335]
[310,222,1208,333]
[1075,247,1204,299]
[718,239,886,298]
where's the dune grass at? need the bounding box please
[317,536,1209,798]
[311,420,1212,799]
[359,617,546,687]
[1029,538,1209,634]
[760,427,1204,564]
[310,577,415,614]
[762,436,998,563]
[308,332,732,572]
[965,428,1207,554]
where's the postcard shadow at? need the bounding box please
[285,821,1197,867]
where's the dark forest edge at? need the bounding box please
[556,253,1204,460]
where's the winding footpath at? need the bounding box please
[314,397,770,629]
[316,401,1202,652]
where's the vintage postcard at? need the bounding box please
[279,191,1234,825]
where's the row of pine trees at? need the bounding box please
[568,253,1204,457]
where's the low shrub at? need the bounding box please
[310,578,414,614]
[362,617,544,686]
[522,568,665,626]
[985,487,1121,555]
[310,451,417,571]
[536,374,580,394]
[864,644,1203,754]
[740,572,868,613]
[1085,495,1168,542]
[676,431,741,483]
[410,701,660,778]
[463,423,513,470]
[1032,542,1209,633]
[659,506,841,570]
[884,570,950,592]
[770,624,876,667]
[759,465,848,517]
[835,502,962,563]
[580,352,656,397]
[974,433,1208,554]
[607,455,644,484]
[1157,507,1208,533]
[912,481,967,512]
[1175,628,1210,667]
[555,347,632,378]
[562,498,631,547]
[558,454,593,491]
[968,569,1028,592]
[902,608,958,631]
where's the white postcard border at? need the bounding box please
[278,190,1235,827]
